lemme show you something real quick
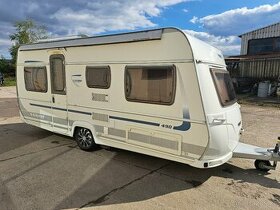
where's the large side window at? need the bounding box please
[24,67,47,93]
[86,66,111,89]
[125,66,176,105]
[50,54,65,94]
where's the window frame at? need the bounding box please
[124,65,176,105]
[24,66,48,93]
[86,66,111,89]
[210,68,237,107]
[50,54,66,95]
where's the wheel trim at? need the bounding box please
[258,161,266,169]
[77,128,93,148]
[255,160,271,171]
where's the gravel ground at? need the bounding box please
[0,86,279,210]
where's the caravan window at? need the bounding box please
[125,66,176,105]
[50,55,66,95]
[24,67,47,93]
[211,69,237,106]
[86,66,111,89]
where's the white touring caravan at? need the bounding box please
[17,28,280,171]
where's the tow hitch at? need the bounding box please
[233,137,280,172]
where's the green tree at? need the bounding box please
[9,19,48,65]
[0,55,9,74]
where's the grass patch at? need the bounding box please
[2,76,16,86]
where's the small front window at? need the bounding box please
[211,69,237,106]
[86,66,111,89]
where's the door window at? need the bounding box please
[50,54,66,94]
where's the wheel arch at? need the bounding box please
[71,121,97,139]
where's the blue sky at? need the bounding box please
[1,0,280,58]
[153,0,280,32]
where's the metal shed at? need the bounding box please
[239,22,280,55]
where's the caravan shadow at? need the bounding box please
[0,98,19,118]
[0,122,51,155]
[54,146,280,209]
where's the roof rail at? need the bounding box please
[35,35,87,43]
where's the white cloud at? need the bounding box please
[0,0,190,57]
[0,21,13,57]
[190,2,280,36]
[183,9,188,13]
[190,16,198,24]
[0,38,11,46]
[184,30,240,55]
[51,8,156,35]
[0,38,12,58]
[51,0,189,35]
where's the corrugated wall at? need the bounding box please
[238,57,280,79]
[240,23,280,55]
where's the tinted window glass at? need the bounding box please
[24,67,47,92]
[275,37,280,51]
[125,66,176,105]
[248,37,280,55]
[211,69,237,106]
[86,66,111,89]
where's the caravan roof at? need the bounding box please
[19,27,225,66]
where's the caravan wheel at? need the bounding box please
[75,127,97,151]
[254,160,271,172]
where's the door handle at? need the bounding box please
[207,114,226,125]
[212,118,226,124]
[52,96,55,103]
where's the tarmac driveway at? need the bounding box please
[0,87,279,210]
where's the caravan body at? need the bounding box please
[17,28,242,168]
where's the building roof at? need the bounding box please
[226,53,280,61]
[238,22,280,37]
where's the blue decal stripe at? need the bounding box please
[30,103,52,109]
[25,60,43,63]
[53,107,67,111]
[173,109,191,131]
[68,109,91,115]
[109,116,160,126]
[173,121,191,131]
[30,103,91,116]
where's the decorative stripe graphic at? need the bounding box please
[128,131,178,150]
[109,116,160,127]
[29,103,191,131]
[30,103,51,109]
[173,108,191,131]
[30,103,91,115]
[173,69,192,131]
[68,109,91,115]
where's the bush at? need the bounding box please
[0,56,15,76]
[2,76,16,86]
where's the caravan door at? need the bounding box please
[50,54,68,134]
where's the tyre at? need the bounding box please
[254,160,271,172]
[74,127,97,151]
